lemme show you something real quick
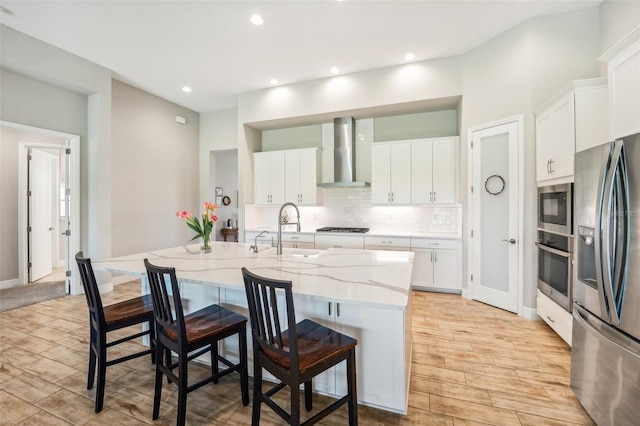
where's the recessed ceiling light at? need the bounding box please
[330,67,340,74]
[270,78,279,85]
[404,52,415,61]
[182,86,192,93]
[250,14,264,25]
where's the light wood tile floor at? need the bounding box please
[0,282,595,425]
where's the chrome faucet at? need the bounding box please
[250,230,269,253]
[277,202,300,255]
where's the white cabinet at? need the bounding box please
[255,148,322,206]
[411,137,458,204]
[254,151,285,205]
[600,27,640,139]
[411,238,459,291]
[537,289,572,346]
[281,232,315,249]
[285,148,321,205]
[371,142,411,204]
[315,234,364,250]
[535,78,608,183]
[293,296,410,413]
[364,236,411,251]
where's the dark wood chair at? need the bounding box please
[75,251,156,413]
[241,267,358,426]
[144,259,249,426]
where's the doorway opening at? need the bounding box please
[1,121,81,297]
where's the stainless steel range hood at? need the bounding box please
[317,117,370,188]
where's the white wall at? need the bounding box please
[1,25,112,273]
[199,108,237,206]
[111,80,200,256]
[599,0,640,74]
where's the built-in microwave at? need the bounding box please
[538,183,573,235]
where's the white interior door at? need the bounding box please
[470,120,520,313]
[28,148,56,282]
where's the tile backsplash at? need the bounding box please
[245,194,462,235]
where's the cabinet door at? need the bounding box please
[254,153,271,205]
[432,249,458,290]
[536,93,575,181]
[432,138,457,204]
[371,144,391,204]
[292,297,336,394]
[610,41,640,138]
[269,151,285,205]
[335,303,407,411]
[411,141,433,204]
[390,143,411,204]
[412,249,434,288]
[298,149,319,205]
[284,150,301,203]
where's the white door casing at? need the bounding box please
[28,149,57,282]
[468,117,523,314]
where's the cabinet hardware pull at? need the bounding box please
[337,303,340,317]
[546,315,555,323]
[430,252,433,262]
[434,252,437,262]
[328,302,331,316]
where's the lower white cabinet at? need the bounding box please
[537,289,572,346]
[281,232,314,249]
[315,234,364,250]
[364,236,411,251]
[293,296,410,413]
[411,239,459,291]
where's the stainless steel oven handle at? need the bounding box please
[535,241,571,258]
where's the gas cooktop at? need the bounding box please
[316,227,370,233]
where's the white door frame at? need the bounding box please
[5,121,81,295]
[466,115,525,316]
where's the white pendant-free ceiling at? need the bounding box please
[0,1,601,113]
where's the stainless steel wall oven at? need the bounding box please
[536,230,573,312]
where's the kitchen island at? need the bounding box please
[93,242,414,414]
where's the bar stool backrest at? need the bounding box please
[76,252,107,330]
[144,259,187,344]
[241,267,300,373]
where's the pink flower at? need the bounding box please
[211,215,218,222]
[176,210,192,219]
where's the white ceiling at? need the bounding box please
[0,0,602,113]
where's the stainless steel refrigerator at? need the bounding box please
[572,132,640,426]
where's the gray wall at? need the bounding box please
[111,80,200,256]
[0,126,66,281]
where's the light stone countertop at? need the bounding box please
[93,242,414,310]
[246,228,462,240]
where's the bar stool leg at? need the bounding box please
[239,326,249,406]
[347,349,358,426]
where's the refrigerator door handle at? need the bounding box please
[599,140,630,326]
[595,144,614,321]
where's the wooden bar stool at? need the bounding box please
[75,251,156,413]
[144,259,249,426]
[241,267,358,426]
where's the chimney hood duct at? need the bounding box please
[317,117,370,188]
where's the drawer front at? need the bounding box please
[411,238,457,250]
[281,233,315,243]
[364,236,411,249]
[315,234,364,250]
[537,290,572,346]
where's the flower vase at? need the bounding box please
[201,233,212,253]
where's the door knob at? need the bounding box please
[49,227,54,231]
[502,238,516,244]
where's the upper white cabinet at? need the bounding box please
[412,137,458,204]
[535,78,608,184]
[600,27,640,139]
[371,142,411,204]
[372,137,458,205]
[254,148,321,206]
[285,148,321,205]
[254,151,285,205]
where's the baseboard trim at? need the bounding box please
[0,279,21,290]
[521,305,539,320]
